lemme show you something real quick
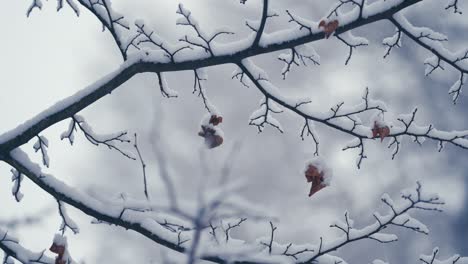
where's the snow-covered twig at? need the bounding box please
[57,200,80,235]
[0,0,427,158]
[336,32,369,65]
[238,61,467,165]
[176,4,234,57]
[10,169,23,203]
[1,150,452,263]
[134,22,192,63]
[390,14,468,104]
[0,228,54,264]
[382,28,402,59]
[76,0,130,60]
[278,45,320,79]
[420,247,467,264]
[60,115,135,160]
[193,69,216,113]
[327,0,364,19]
[33,135,50,168]
[249,97,284,133]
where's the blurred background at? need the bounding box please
[1,0,467,263]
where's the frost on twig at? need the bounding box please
[132,21,192,63]
[336,31,369,65]
[33,135,50,167]
[391,14,468,104]
[10,169,24,203]
[249,97,284,133]
[193,69,217,113]
[75,0,130,60]
[420,247,468,264]
[285,10,314,33]
[382,28,402,59]
[176,4,234,56]
[60,115,135,160]
[327,0,365,19]
[57,200,80,235]
[300,119,319,156]
[1,147,456,264]
[0,228,54,264]
[237,59,468,167]
[278,45,320,79]
[157,73,179,98]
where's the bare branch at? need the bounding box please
[134,133,149,200]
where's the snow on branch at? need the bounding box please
[76,0,130,60]
[298,182,444,263]
[1,0,431,159]
[157,72,179,98]
[278,45,320,79]
[336,31,369,65]
[1,149,271,263]
[300,120,320,156]
[327,0,365,19]
[1,147,457,264]
[176,4,234,57]
[390,14,468,104]
[238,60,468,167]
[0,228,54,264]
[382,28,402,59]
[10,169,24,203]
[132,21,192,63]
[33,135,50,168]
[249,97,284,133]
[60,115,135,160]
[420,247,468,264]
[57,200,80,235]
[285,10,314,33]
[193,69,217,113]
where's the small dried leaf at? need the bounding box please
[372,122,390,142]
[209,115,223,126]
[49,243,65,256]
[319,20,339,39]
[305,165,327,197]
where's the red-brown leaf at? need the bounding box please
[49,243,65,256]
[305,165,327,196]
[318,20,339,39]
[209,115,223,126]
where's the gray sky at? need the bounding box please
[1,0,467,263]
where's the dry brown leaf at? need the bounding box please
[372,122,390,142]
[319,20,339,39]
[305,164,327,197]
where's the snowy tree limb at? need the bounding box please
[0,228,54,264]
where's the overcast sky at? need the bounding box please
[1,0,467,263]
